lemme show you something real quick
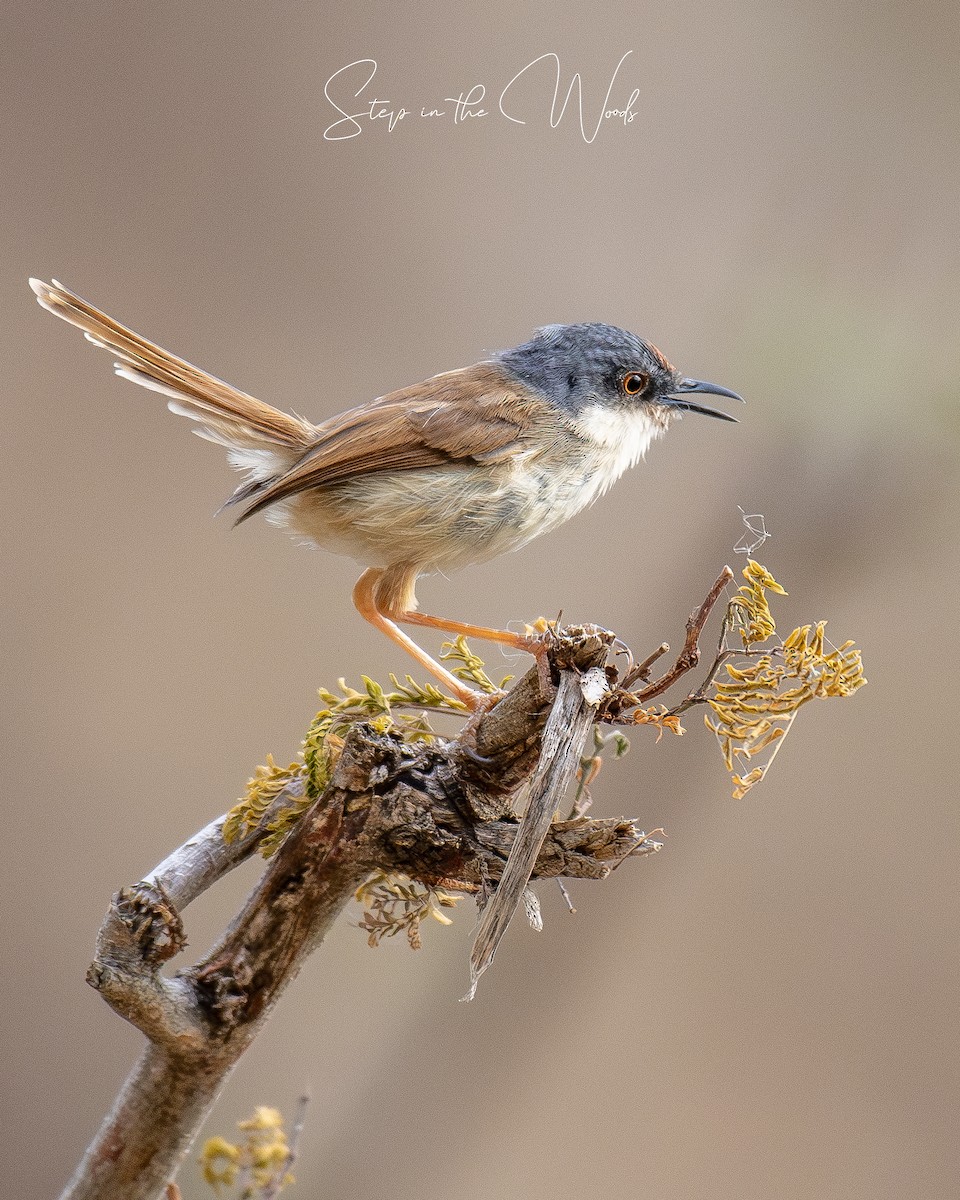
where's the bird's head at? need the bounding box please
[497,322,743,426]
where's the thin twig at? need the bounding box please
[621,641,671,690]
[630,566,734,703]
[557,879,577,914]
[260,1093,311,1200]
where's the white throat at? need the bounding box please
[573,403,663,494]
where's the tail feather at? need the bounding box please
[29,278,316,454]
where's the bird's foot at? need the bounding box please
[457,685,509,716]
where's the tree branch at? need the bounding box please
[58,625,665,1200]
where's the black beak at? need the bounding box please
[665,377,745,422]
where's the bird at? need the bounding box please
[29,279,743,708]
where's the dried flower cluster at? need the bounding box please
[629,705,685,740]
[440,632,512,694]
[355,871,461,949]
[199,1107,293,1198]
[705,561,866,798]
[222,755,304,857]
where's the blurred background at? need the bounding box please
[3,2,959,1197]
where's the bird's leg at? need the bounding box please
[363,562,541,654]
[398,609,539,653]
[352,569,487,709]
[390,603,555,702]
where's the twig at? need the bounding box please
[557,879,577,914]
[260,1093,310,1200]
[621,641,671,690]
[668,646,779,716]
[627,567,734,704]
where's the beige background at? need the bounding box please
[3,2,959,1197]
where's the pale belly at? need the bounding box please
[271,456,601,572]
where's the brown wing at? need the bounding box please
[233,362,538,524]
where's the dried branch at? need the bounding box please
[58,626,662,1200]
[630,566,734,702]
[621,640,670,689]
[468,644,612,997]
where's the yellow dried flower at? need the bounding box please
[356,871,462,949]
[630,705,685,741]
[237,1106,284,1132]
[199,1136,240,1192]
[201,1106,296,1197]
[707,563,866,798]
[223,756,303,846]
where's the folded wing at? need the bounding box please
[232,362,537,523]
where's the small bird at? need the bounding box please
[30,279,742,707]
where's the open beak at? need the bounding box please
[665,377,745,422]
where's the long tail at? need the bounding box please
[29,279,316,463]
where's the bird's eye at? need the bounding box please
[622,372,649,396]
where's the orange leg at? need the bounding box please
[352,569,488,709]
[352,568,545,710]
[399,609,538,652]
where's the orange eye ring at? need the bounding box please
[622,371,649,396]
